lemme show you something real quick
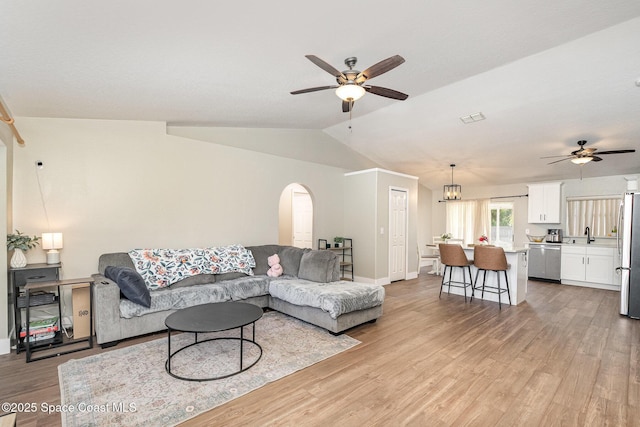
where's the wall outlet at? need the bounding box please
[525,228,530,235]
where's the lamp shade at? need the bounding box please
[335,84,365,101]
[42,232,63,264]
[42,232,63,249]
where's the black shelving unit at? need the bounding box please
[318,238,354,281]
[23,278,94,362]
[9,263,61,354]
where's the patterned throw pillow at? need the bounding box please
[204,244,256,276]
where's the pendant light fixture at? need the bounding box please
[443,164,462,200]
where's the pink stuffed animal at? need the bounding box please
[267,254,283,277]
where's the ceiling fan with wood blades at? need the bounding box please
[542,140,636,165]
[290,55,409,113]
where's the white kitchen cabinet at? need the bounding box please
[527,182,562,223]
[561,245,616,288]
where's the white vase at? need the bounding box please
[10,249,27,268]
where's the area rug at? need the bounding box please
[58,311,360,426]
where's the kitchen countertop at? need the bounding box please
[464,246,528,253]
[527,241,616,248]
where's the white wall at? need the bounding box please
[11,118,349,280]
[0,124,11,354]
[417,183,434,249]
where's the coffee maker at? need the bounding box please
[546,228,563,243]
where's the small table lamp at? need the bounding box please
[42,232,63,264]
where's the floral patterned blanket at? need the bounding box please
[128,245,256,290]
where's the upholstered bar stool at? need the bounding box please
[471,245,511,309]
[438,244,474,302]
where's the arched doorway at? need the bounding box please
[278,184,313,248]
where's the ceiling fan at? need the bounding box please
[543,140,636,165]
[290,55,409,113]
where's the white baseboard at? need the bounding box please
[406,272,418,280]
[354,276,391,286]
[0,338,10,355]
[561,280,621,292]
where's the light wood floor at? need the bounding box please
[1,272,639,426]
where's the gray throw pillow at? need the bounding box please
[105,266,151,308]
[297,250,337,283]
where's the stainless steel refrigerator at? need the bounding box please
[619,192,640,317]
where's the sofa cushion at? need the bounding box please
[104,266,151,308]
[247,245,281,275]
[269,279,385,319]
[119,283,230,318]
[223,276,271,301]
[98,253,135,274]
[298,250,339,283]
[277,246,308,277]
[165,274,217,289]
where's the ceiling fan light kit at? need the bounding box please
[443,164,462,201]
[335,84,365,101]
[570,156,593,165]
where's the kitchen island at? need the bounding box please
[441,247,529,306]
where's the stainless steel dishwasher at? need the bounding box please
[528,243,561,282]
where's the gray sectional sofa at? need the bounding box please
[92,244,385,347]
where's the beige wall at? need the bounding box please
[10,118,348,281]
[345,169,418,284]
[344,171,377,280]
[168,126,379,171]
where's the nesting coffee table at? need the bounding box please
[165,301,263,381]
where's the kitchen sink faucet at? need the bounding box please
[585,226,595,244]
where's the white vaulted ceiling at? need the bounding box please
[1,1,639,189]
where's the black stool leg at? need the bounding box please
[504,270,511,306]
[439,265,447,298]
[481,270,487,299]
[472,268,480,301]
[462,267,467,303]
[496,270,502,310]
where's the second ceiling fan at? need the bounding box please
[291,55,409,113]
[543,140,636,165]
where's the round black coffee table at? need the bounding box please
[165,301,263,381]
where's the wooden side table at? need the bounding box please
[24,277,94,362]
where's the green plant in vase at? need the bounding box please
[7,230,40,268]
[334,237,344,248]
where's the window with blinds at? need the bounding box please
[566,196,621,237]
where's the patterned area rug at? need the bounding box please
[58,311,359,426]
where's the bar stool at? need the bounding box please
[471,245,511,309]
[438,244,474,302]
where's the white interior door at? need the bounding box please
[390,189,408,281]
[292,191,313,248]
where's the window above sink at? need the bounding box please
[566,195,621,238]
